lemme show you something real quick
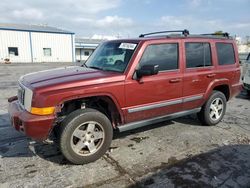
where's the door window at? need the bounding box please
[185,42,212,68]
[139,43,179,71]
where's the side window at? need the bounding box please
[8,47,19,56]
[43,48,52,56]
[216,43,235,65]
[185,43,212,68]
[84,51,90,56]
[139,43,178,71]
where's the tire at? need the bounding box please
[197,91,227,126]
[59,108,113,164]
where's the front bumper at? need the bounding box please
[8,98,55,141]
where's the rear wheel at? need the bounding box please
[59,108,113,164]
[197,91,227,126]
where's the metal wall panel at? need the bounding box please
[31,32,73,63]
[0,30,74,63]
[0,30,32,63]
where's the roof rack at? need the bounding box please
[201,32,230,38]
[139,30,232,39]
[139,29,190,38]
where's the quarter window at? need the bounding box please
[216,43,235,65]
[8,47,19,56]
[139,43,178,71]
[185,43,212,68]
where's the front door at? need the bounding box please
[124,42,183,123]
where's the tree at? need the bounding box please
[214,31,224,35]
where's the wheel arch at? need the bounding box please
[56,93,124,127]
[204,79,231,102]
[213,85,230,101]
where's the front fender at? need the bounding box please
[58,92,124,122]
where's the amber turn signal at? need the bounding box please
[31,107,55,115]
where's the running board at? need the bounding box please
[118,108,201,132]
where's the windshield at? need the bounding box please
[85,41,138,73]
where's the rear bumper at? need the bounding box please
[231,83,243,98]
[8,99,55,141]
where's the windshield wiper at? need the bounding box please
[88,66,103,70]
[81,62,88,68]
[87,66,120,73]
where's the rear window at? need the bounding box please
[216,43,235,65]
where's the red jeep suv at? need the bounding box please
[8,30,242,164]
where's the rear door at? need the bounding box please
[182,40,215,110]
[124,41,183,123]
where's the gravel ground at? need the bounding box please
[0,63,250,188]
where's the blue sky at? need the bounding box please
[0,0,249,38]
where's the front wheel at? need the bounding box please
[197,91,227,126]
[59,108,113,164]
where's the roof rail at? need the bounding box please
[139,29,189,38]
[201,32,230,38]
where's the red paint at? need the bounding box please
[8,100,55,140]
[8,36,242,141]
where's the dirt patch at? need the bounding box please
[235,136,250,144]
[130,136,149,143]
[24,164,35,169]
[167,156,179,166]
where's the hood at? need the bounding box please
[20,66,124,89]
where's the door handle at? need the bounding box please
[192,79,200,83]
[207,74,216,78]
[169,78,181,83]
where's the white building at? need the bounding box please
[238,44,250,53]
[75,38,104,62]
[0,23,75,63]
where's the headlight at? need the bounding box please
[18,80,33,112]
[18,79,54,115]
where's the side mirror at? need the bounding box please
[136,64,159,79]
